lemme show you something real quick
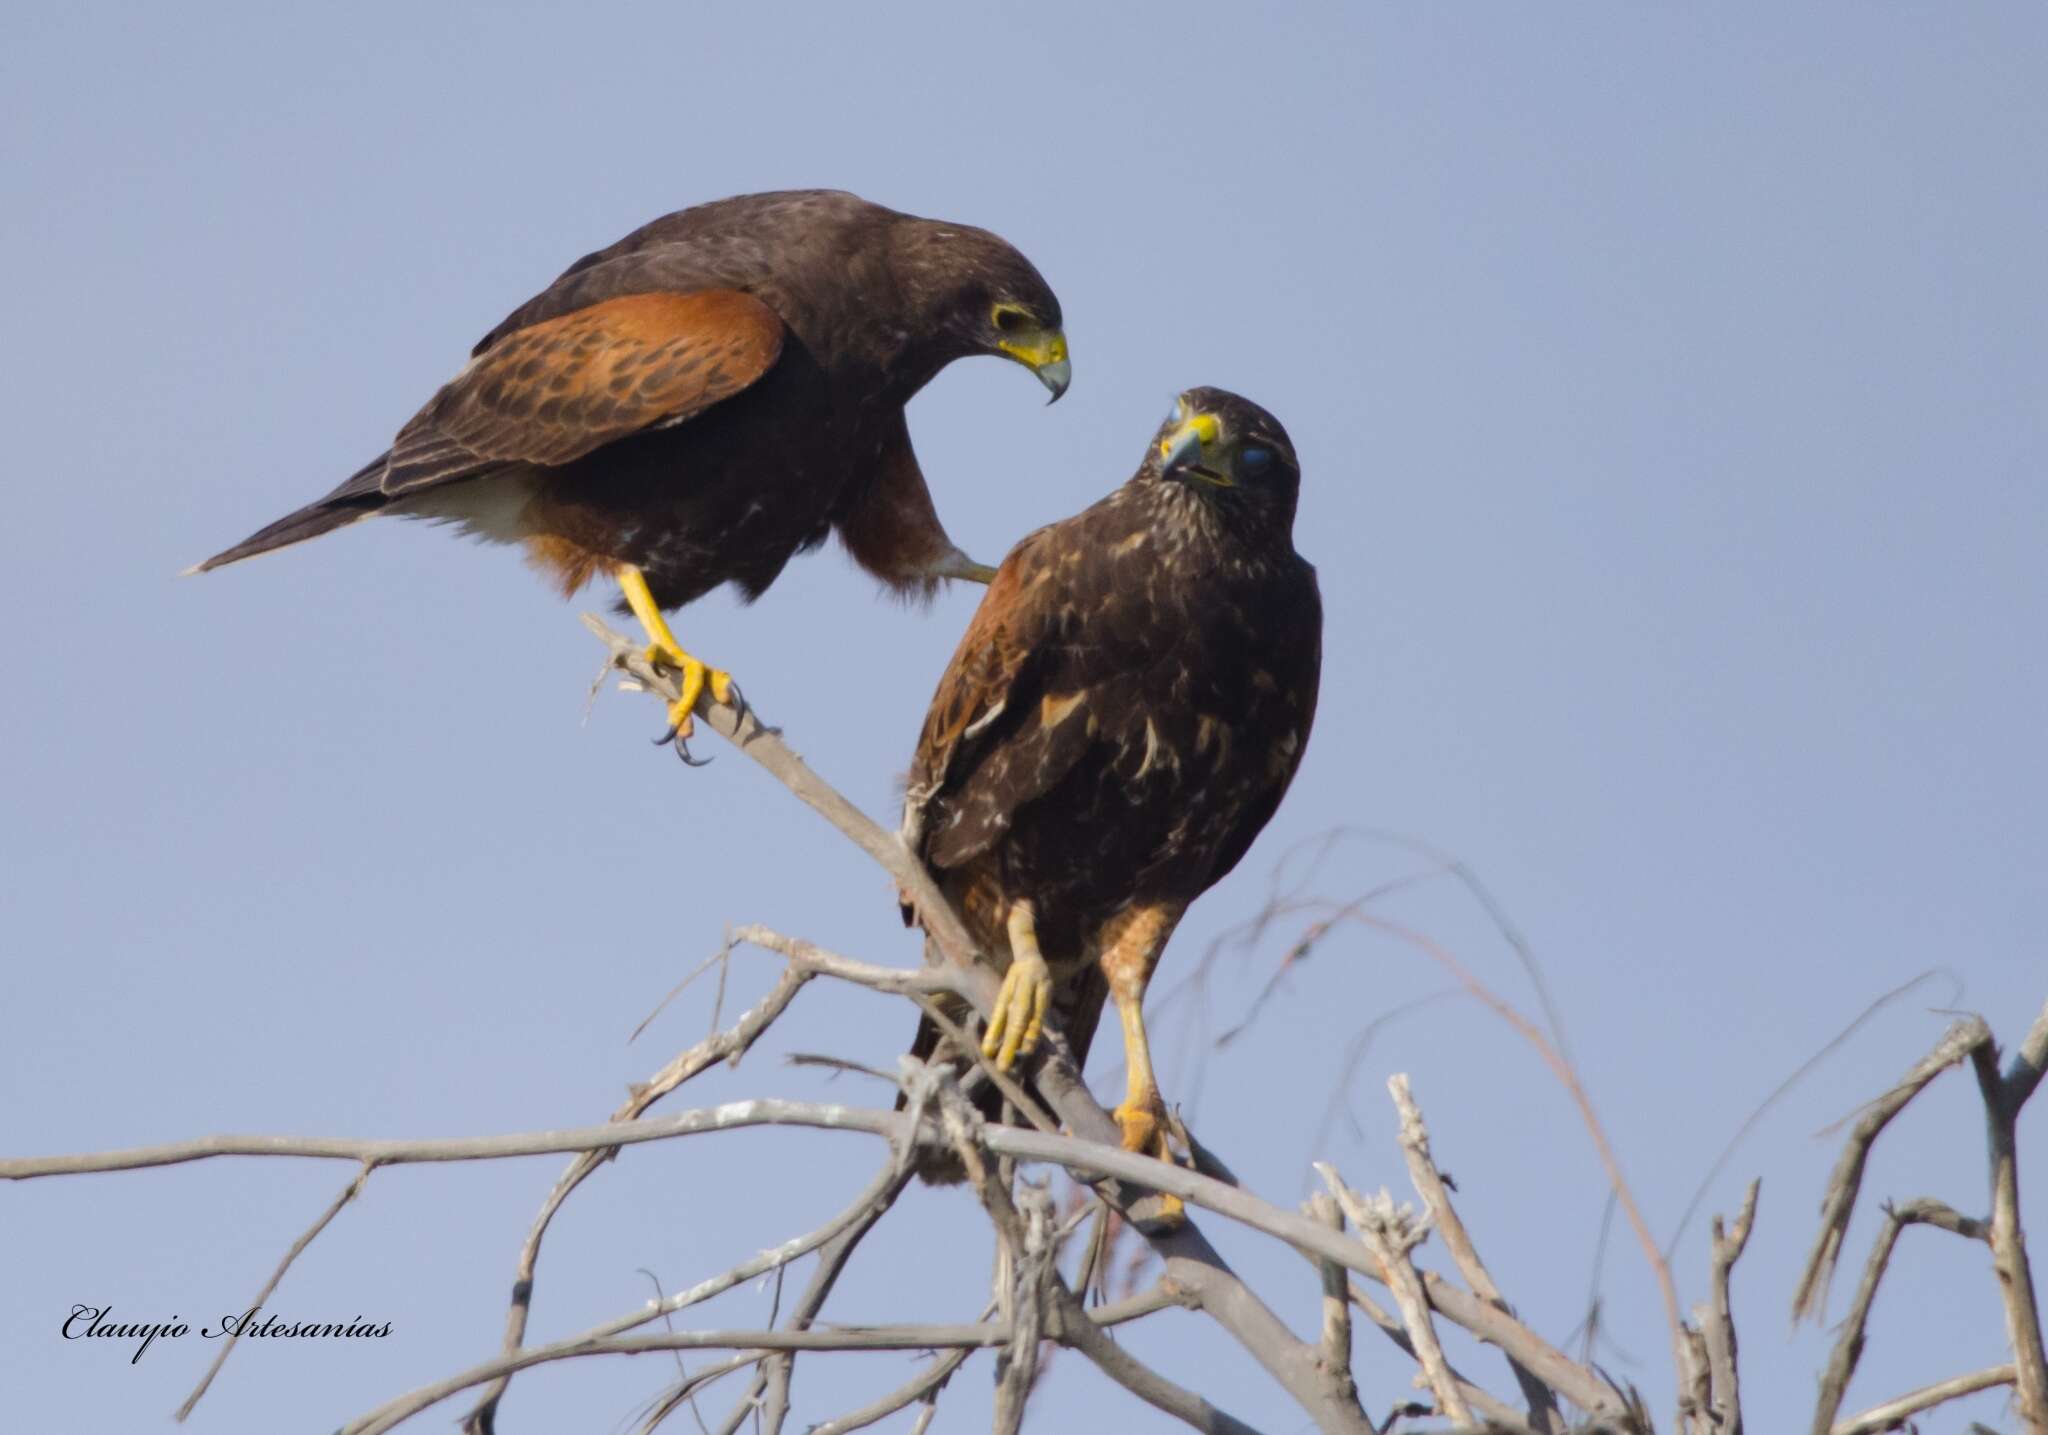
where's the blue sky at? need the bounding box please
[2,4,2043,1431]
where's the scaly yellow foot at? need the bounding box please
[1113,1092,1186,1232]
[617,565,734,742]
[640,639,735,740]
[983,904,1052,1070]
[981,950,1051,1071]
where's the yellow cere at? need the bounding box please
[1158,412,1222,458]
[997,329,1069,370]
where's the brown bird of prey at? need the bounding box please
[899,387,1321,1225]
[195,190,1069,753]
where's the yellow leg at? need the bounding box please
[1099,903,1187,1230]
[617,565,734,739]
[982,903,1052,1071]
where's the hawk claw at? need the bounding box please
[1113,1093,1188,1233]
[980,952,1052,1071]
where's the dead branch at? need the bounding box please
[1342,1280,1535,1431]
[1695,1179,1757,1435]
[805,1336,979,1435]
[1809,1196,1990,1435]
[587,614,1378,1435]
[1336,907,1688,1398]
[1317,1164,1470,1426]
[175,1162,372,1421]
[1830,1363,2017,1435]
[12,608,2037,1435]
[1970,1002,2048,1430]
[1791,1016,1993,1323]
[465,961,817,1432]
[1308,1192,1361,1411]
[1389,1073,1566,1433]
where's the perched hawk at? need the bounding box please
[195,190,1069,750]
[900,388,1321,1224]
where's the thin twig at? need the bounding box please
[1971,1018,2048,1430]
[1317,1164,1470,1426]
[1830,1362,2018,1435]
[1388,1073,1564,1433]
[1342,909,1689,1392]
[806,1346,977,1435]
[590,616,1377,1435]
[466,964,815,1432]
[347,1322,1031,1435]
[1791,1016,1993,1323]
[1342,1281,1538,1432]
[174,1162,372,1421]
[1700,1179,1758,1435]
[1307,1193,1359,1411]
[1809,1195,1989,1435]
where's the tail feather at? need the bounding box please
[188,497,381,573]
[188,454,391,573]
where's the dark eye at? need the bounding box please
[993,306,1030,333]
[1238,446,1275,478]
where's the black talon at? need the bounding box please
[673,733,713,767]
[652,723,679,747]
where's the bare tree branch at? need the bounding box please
[1389,1073,1565,1433]
[175,1162,372,1421]
[349,1321,1034,1435]
[1791,1016,1993,1323]
[589,614,1378,1435]
[1829,1362,2017,1435]
[809,1348,975,1435]
[1307,1193,1360,1412]
[19,612,2037,1435]
[1340,1279,1538,1432]
[1317,1164,1469,1426]
[1698,1179,1757,1435]
[1809,1195,1991,1435]
[466,962,816,1432]
[1971,1020,2048,1430]
[1339,909,1688,1396]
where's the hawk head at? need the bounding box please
[1149,387,1301,528]
[889,219,1069,401]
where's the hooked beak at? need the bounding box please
[1158,410,1228,485]
[998,329,1072,404]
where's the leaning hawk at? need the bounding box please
[900,388,1322,1225]
[195,190,1070,748]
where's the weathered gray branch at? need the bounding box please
[1389,1073,1565,1433]
[1317,1164,1469,1426]
[587,614,1377,1435]
[1307,1193,1361,1413]
[1341,1278,1537,1432]
[1696,1179,1757,1435]
[1791,1016,1993,1323]
[1809,1196,1989,1435]
[1970,1007,2048,1430]
[1830,1362,2017,1435]
[175,1162,371,1421]
[465,961,817,1432]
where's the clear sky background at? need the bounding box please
[3,5,2044,1432]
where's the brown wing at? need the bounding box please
[903,530,1054,858]
[381,290,784,495]
[908,545,1039,779]
[904,518,1122,871]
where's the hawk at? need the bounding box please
[900,387,1321,1225]
[194,190,1069,751]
